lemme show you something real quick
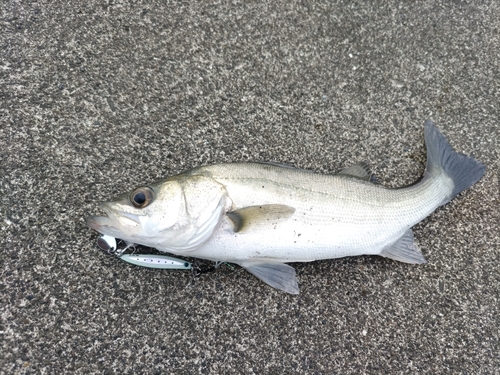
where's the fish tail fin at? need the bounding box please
[423,120,485,205]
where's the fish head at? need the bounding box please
[87,174,230,252]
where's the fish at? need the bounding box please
[87,120,485,294]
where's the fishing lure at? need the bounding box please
[96,234,192,270]
[119,254,192,269]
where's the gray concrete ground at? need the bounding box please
[1,1,499,374]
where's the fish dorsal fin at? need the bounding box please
[255,161,298,169]
[255,161,312,172]
[227,204,295,233]
[380,229,427,264]
[338,161,377,182]
[241,263,299,294]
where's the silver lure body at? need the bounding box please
[87,121,485,293]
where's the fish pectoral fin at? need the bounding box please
[338,161,378,183]
[380,229,427,264]
[226,204,296,233]
[241,263,299,294]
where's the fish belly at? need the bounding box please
[191,216,395,263]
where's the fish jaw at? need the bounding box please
[86,203,142,239]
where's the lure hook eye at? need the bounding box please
[130,186,154,208]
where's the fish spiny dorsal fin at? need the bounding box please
[255,161,301,170]
[254,161,315,173]
[226,204,295,233]
[338,161,378,182]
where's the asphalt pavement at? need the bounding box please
[1,1,499,374]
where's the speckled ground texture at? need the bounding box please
[1,0,499,374]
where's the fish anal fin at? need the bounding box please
[227,204,295,233]
[241,263,299,294]
[380,229,427,264]
[338,161,377,183]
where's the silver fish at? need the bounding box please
[87,120,485,294]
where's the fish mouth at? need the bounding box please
[86,203,140,238]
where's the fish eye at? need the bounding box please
[130,186,154,208]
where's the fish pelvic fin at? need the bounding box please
[241,263,299,294]
[424,120,485,205]
[380,229,426,264]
